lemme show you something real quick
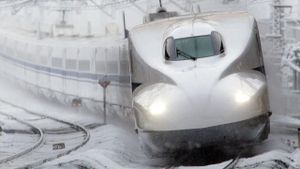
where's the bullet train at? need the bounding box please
[130,11,270,156]
[0,2,270,157]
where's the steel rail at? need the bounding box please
[0,111,44,164]
[0,99,91,169]
[223,154,241,169]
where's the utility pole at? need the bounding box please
[268,0,292,56]
[159,0,162,8]
[272,0,284,54]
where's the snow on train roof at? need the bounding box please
[0,26,125,48]
[129,11,255,68]
[131,11,253,31]
[130,11,254,46]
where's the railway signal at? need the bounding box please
[98,78,111,125]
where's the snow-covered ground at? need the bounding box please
[0,78,158,168]
[0,74,299,169]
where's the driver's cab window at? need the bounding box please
[165,31,224,61]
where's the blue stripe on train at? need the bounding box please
[0,53,131,84]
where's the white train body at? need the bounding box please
[0,31,132,112]
[130,11,270,155]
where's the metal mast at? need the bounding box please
[269,0,292,55]
[272,0,284,54]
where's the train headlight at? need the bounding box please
[149,100,166,116]
[235,91,250,103]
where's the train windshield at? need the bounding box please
[165,31,224,61]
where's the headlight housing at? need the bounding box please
[149,100,166,116]
[133,83,193,130]
[235,91,251,103]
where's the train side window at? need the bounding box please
[120,60,130,75]
[15,42,21,58]
[66,59,77,70]
[105,48,119,74]
[107,60,118,74]
[40,57,48,66]
[39,47,50,65]
[26,44,35,63]
[96,60,105,73]
[79,60,90,72]
[52,57,63,68]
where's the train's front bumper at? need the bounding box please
[134,72,269,132]
[138,114,270,155]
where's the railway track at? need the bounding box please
[0,100,91,169]
[49,159,96,169]
[223,154,240,169]
[0,111,44,164]
[163,145,244,169]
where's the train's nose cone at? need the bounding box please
[134,71,268,132]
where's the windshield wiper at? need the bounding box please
[176,49,197,61]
